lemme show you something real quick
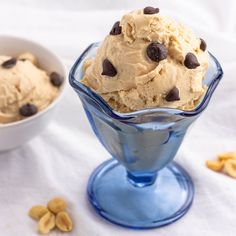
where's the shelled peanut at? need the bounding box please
[28,197,73,234]
[206,152,236,178]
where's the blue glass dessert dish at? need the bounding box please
[69,42,223,229]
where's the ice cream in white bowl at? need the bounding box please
[0,35,67,152]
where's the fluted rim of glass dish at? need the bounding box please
[69,42,223,121]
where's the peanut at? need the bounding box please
[224,159,236,178]
[28,205,49,221]
[206,160,224,172]
[56,211,73,232]
[38,212,55,234]
[218,152,236,162]
[47,197,67,214]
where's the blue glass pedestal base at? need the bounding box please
[87,159,194,229]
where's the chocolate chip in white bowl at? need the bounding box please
[1,58,17,69]
[19,103,38,117]
[50,72,64,87]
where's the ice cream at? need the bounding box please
[0,53,63,124]
[82,7,209,112]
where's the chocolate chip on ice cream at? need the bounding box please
[19,103,38,117]
[200,38,207,51]
[165,87,180,102]
[110,21,122,35]
[147,43,168,62]
[184,53,200,69]
[144,7,159,15]
[1,58,17,69]
[101,59,117,77]
[50,72,64,87]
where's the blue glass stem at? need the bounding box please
[127,171,157,187]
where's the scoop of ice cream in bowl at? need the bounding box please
[69,7,223,229]
[0,35,66,152]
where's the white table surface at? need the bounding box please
[0,0,236,235]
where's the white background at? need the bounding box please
[0,0,236,235]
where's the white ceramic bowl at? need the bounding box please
[0,35,67,152]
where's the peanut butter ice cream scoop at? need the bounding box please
[0,53,63,124]
[82,7,209,112]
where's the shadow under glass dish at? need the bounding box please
[69,42,223,229]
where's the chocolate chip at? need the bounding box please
[184,53,200,69]
[1,58,17,69]
[50,72,64,87]
[110,21,122,35]
[147,42,168,62]
[102,59,117,77]
[19,103,38,117]
[144,6,159,15]
[200,38,207,51]
[165,87,180,102]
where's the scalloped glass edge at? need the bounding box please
[69,42,223,120]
